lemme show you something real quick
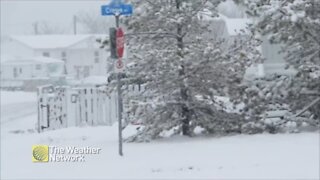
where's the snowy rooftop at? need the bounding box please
[81,76,107,85]
[200,11,252,36]
[0,54,14,63]
[223,18,252,36]
[10,34,108,49]
[2,56,64,65]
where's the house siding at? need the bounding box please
[4,35,109,79]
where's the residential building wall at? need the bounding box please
[2,40,35,58]
[3,36,109,79]
[261,36,296,76]
[1,64,34,79]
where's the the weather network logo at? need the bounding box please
[32,145,102,162]
[32,145,49,162]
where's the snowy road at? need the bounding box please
[1,91,319,179]
[1,102,36,123]
[1,91,37,134]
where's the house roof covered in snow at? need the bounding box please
[81,76,107,85]
[2,56,64,65]
[223,18,252,36]
[10,34,108,49]
[200,11,252,36]
[0,54,13,63]
[32,56,64,63]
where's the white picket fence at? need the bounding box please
[37,84,144,132]
[37,85,118,132]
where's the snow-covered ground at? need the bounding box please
[0,91,37,134]
[1,90,319,179]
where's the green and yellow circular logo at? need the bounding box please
[32,145,49,162]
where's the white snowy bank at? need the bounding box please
[1,125,319,179]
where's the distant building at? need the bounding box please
[0,56,65,90]
[202,13,295,80]
[2,34,109,79]
[260,35,296,77]
[200,12,251,41]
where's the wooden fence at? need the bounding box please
[37,85,118,132]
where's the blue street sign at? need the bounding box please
[101,0,133,16]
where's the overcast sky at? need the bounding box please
[1,0,243,36]
[1,0,113,36]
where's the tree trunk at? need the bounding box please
[181,84,191,136]
[176,0,191,136]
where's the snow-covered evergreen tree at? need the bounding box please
[118,0,263,141]
[244,0,320,122]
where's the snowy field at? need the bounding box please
[1,90,319,179]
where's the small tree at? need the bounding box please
[114,0,264,141]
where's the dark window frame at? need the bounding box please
[43,52,50,57]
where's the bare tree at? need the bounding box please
[33,21,66,35]
[76,10,113,34]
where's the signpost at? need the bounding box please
[115,28,125,73]
[101,4,133,16]
[116,28,125,58]
[101,0,133,156]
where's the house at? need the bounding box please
[201,12,295,80]
[200,12,251,39]
[2,34,110,79]
[260,35,296,77]
[0,56,65,90]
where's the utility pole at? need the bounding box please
[33,22,38,35]
[73,15,77,35]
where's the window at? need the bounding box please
[13,68,18,78]
[47,64,59,73]
[43,52,50,57]
[61,51,67,61]
[36,64,41,70]
[94,51,99,63]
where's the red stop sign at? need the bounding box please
[116,28,125,58]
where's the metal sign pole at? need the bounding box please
[115,14,123,156]
[101,0,132,157]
